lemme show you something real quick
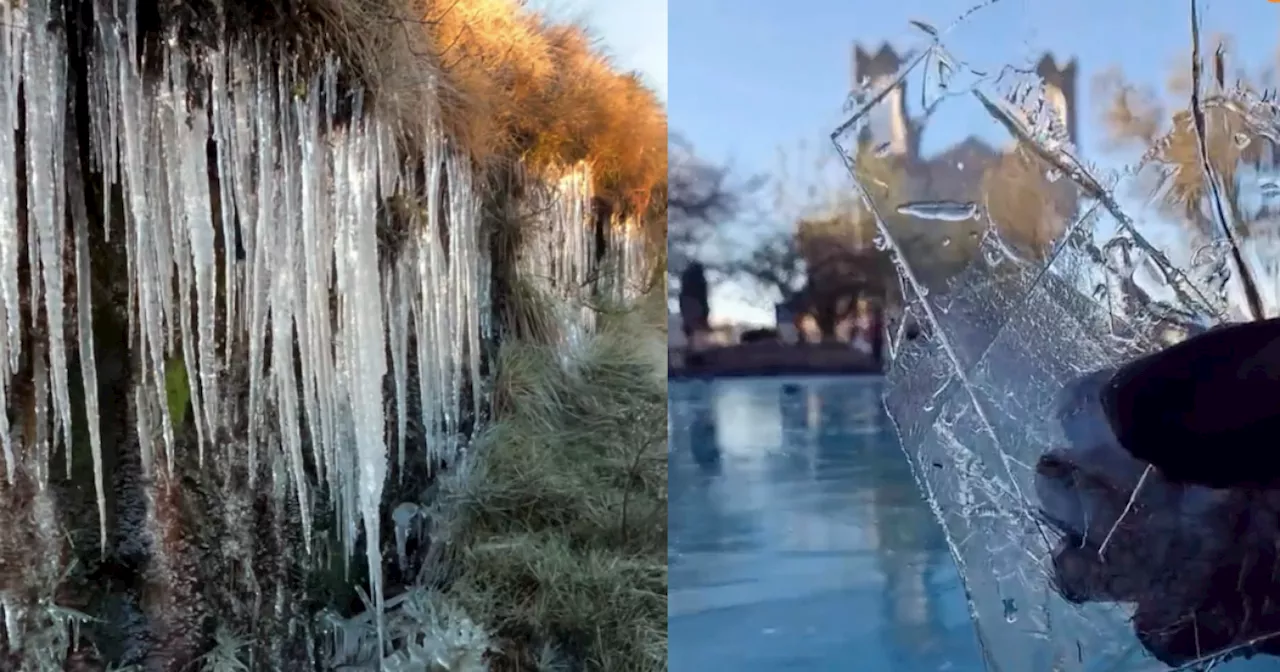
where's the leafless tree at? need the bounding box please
[1093,36,1278,317]
[667,135,761,282]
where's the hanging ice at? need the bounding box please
[0,0,637,655]
[518,164,597,359]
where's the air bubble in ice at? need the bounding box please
[895,200,979,222]
[908,19,938,38]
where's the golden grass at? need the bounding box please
[422,3,667,215]
[200,0,665,219]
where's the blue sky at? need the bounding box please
[527,0,668,100]
[671,0,1280,325]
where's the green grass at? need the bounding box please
[436,293,668,671]
[317,290,668,672]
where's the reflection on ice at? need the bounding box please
[668,377,982,671]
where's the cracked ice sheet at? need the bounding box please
[831,19,1280,672]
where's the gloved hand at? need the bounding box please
[1037,318,1280,667]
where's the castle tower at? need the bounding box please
[853,44,914,156]
[1035,55,1079,147]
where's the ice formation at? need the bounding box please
[0,0,650,658]
[608,215,654,303]
[517,164,653,353]
[835,22,1280,672]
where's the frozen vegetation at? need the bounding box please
[0,0,665,669]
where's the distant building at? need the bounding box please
[852,44,1082,260]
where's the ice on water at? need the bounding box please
[834,16,1280,672]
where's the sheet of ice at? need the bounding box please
[832,18,1280,670]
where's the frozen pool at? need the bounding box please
[667,376,985,671]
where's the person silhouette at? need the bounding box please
[688,399,721,475]
[1038,317,1280,667]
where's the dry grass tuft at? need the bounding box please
[165,0,666,219]
[437,294,668,671]
[421,1,667,216]
[495,275,564,355]
[315,0,667,216]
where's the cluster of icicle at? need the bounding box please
[518,165,596,353]
[609,215,652,303]
[517,165,652,352]
[3,0,496,652]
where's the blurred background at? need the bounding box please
[669,0,1280,373]
[669,2,1280,670]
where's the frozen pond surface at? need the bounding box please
[668,376,984,671]
[668,375,1280,672]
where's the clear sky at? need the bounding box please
[671,0,1280,325]
[527,0,668,101]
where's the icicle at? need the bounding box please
[335,110,390,660]
[413,215,442,465]
[0,2,506,649]
[293,73,332,500]
[445,155,466,452]
[2,594,21,650]
[115,26,175,474]
[245,52,277,488]
[209,49,238,368]
[160,47,207,458]
[517,163,597,360]
[184,102,221,458]
[89,0,120,242]
[416,137,448,464]
[272,65,312,551]
[224,50,260,354]
[0,2,24,483]
[67,120,107,553]
[25,0,74,471]
[447,160,484,429]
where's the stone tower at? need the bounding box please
[853,44,917,157]
[1035,54,1079,147]
[850,44,1080,152]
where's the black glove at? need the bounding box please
[1100,317,1280,488]
[1037,318,1280,667]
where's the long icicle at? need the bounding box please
[67,112,107,554]
[0,1,24,483]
